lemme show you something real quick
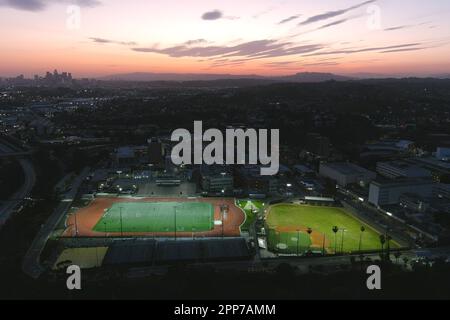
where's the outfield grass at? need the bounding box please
[236,199,264,231]
[266,204,398,254]
[93,202,214,233]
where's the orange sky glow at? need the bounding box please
[1,0,450,77]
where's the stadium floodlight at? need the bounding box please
[286,183,292,187]
[341,229,348,254]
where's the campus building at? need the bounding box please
[116,146,136,166]
[368,179,435,207]
[436,147,450,161]
[237,165,278,196]
[148,137,164,167]
[376,160,432,179]
[319,162,376,187]
[399,193,430,213]
[200,165,234,193]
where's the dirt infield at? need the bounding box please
[274,226,331,251]
[63,197,245,238]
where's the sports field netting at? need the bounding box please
[93,202,214,233]
[267,229,312,253]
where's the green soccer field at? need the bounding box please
[266,204,399,254]
[93,202,214,233]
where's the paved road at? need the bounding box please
[22,167,90,279]
[0,151,33,158]
[0,142,36,228]
[121,250,418,280]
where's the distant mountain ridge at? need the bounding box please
[99,72,354,83]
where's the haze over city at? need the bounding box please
[1,0,450,78]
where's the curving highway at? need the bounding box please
[0,141,36,228]
[22,167,90,279]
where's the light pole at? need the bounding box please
[386,234,392,261]
[322,233,326,256]
[307,227,312,254]
[379,234,386,260]
[174,206,177,241]
[221,205,225,239]
[340,229,347,254]
[104,221,107,245]
[119,207,123,237]
[276,230,280,253]
[74,212,79,237]
[359,226,366,252]
[332,226,339,255]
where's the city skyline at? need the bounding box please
[1,0,450,77]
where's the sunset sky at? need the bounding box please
[1,0,450,77]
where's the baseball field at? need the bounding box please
[266,204,399,254]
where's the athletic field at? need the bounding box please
[93,202,214,233]
[266,204,399,254]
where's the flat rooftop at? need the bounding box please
[321,162,374,175]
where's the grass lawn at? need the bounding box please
[93,202,214,233]
[236,199,265,231]
[266,204,399,254]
